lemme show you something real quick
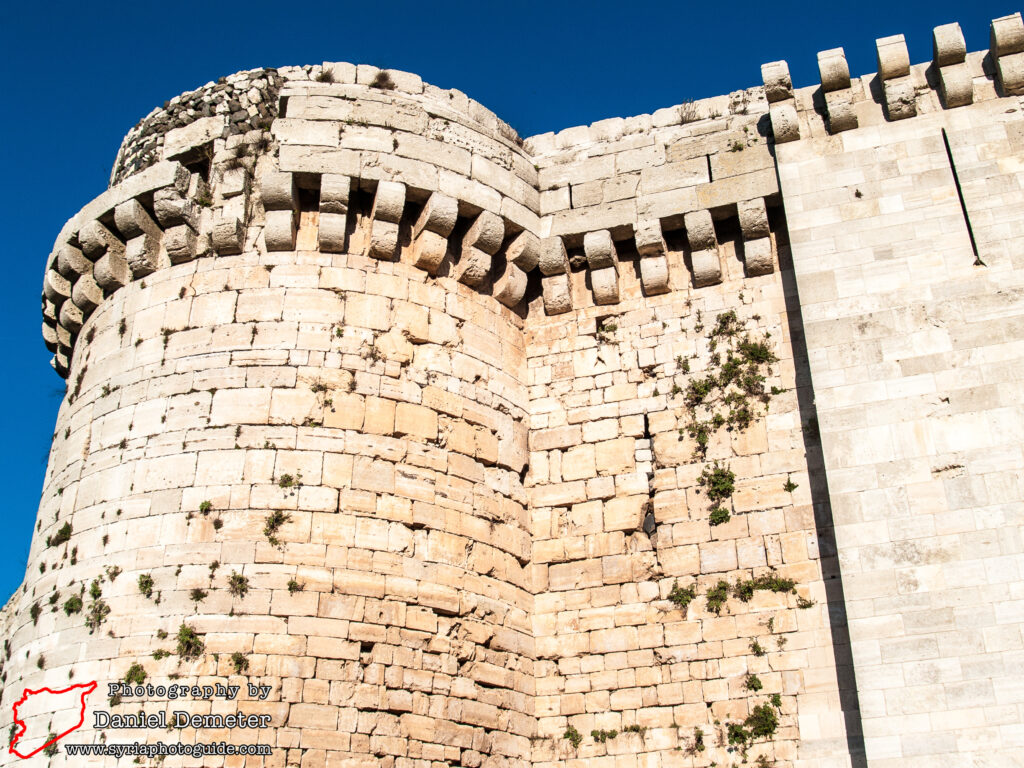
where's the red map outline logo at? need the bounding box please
[8,681,97,759]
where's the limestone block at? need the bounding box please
[996,51,1024,94]
[634,220,666,257]
[42,322,58,352]
[463,211,505,257]
[591,266,620,305]
[44,270,70,305]
[684,210,715,251]
[265,209,297,251]
[454,246,491,287]
[114,199,161,241]
[505,230,539,272]
[153,187,199,230]
[395,403,437,441]
[78,220,124,261]
[55,243,90,281]
[933,23,966,66]
[72,273,103,312]
[640,255,670,295]
[125,233,165,277]
[769,102,800,143]
[42,298,56,321]
[164,224,198,264]
[412,192,458,239]
[163,115,226,160]
[876,34,910,79]
[542,273,572,315]
[938,62,974,108]
[583,230,619,271]
[991,12,1024,57]
[212,215,245,255]
[318,212,348,253]
[761,60,793,103]
[743,237,774,276]
[371,180,406,224]
[539,236,569,277]
[825,91,858,133]
[367,219,400,261]
[883,78,917,120]
[738,198,769,240]
[94,249,128,292]
[59,299,84,333]
[691,248,722,287]
[411,229,448,274]
[493,261,527,308]
[817,48,850,92]
[260,171,298,211]
[53,349,69,376]
[319,174,350,215]
[220,167,247,199]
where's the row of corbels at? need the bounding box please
[42,163,213,376]
[257,171,775,316]
[762,12,1024,141]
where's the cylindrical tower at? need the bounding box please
[6,63,538,767]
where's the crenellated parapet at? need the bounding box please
[761,11,1024,140]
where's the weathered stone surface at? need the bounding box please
[413,192,458,239]
[877,34,910,79]
[371,180,406,224]
[410,229,448,274]
[817,47,851,92]
[265,209,297,251]
[320,174,351,215]
[938,62,974,108]
[639,254,670,294]
[691,247,721,287]
[769,102,800,143]
[454,245,491,287]
[212,215,245,255]
[825,90,858,132]
[260,171,299,211]
[164,224,198,264]
[318,211,348,252]
[743,237,774,276]
[463,210,504,255]
[590,265,619,304]
[761,60,793,103]
[991,12,1024,57]
[505,230,539,272]
[684,209,715,251]
[493,261,527,308]
[583,229,618,270]
[933,22,967,66]
[738,198,769,240]
[538,236,569,276]
[542,273,572,314]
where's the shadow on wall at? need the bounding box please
[772,207,868,768]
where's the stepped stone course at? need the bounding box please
[6,10,1024,768]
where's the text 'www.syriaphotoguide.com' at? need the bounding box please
[63,742,271,758]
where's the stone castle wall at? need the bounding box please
[7,10,1024,768]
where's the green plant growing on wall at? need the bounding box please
[227,572,250,598]
[732,572,797,602]
[749,639,765,657]
[63,595,83,615]
[563,725,582,749]
[287,579,303,594]
[668,580,697,613]
[706,580,730,615]
[592,729,618,743]
[264,511,291,546]
[175,624,204,660]
[189,588,207,605]
[230,652,249,674]
[30,603,40,625]
[124,664,146,685]
[47,522,72,548]
[138,573,154,599]
[744,674,763,691]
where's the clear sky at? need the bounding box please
[0,0,1014,600]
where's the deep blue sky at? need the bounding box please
[0,0,1013,599]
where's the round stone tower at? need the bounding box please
[8,63,539,767]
